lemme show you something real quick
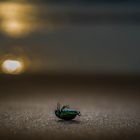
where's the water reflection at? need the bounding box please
[0,2,38,37]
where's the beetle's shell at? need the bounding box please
[55,109,79,120]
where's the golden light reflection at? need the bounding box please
[0,2,36,37]
[0,53,30,74]
[1,20,28,37]
[2,59,25,74]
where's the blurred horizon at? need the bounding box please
[0,0,140,75]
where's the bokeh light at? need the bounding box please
[0,2,36,37]
[1,20,28,37]
[2,59,25,74]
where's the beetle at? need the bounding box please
[55,103,81,120]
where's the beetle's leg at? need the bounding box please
[57,103,61,111]
[65,105,70,108]
[61,105,69,111]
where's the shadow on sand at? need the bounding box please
[56,119,81,124]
